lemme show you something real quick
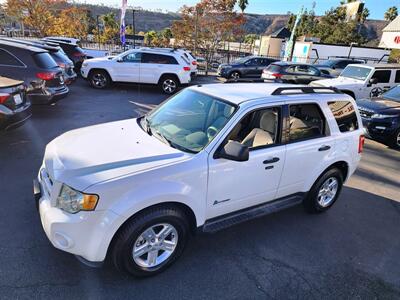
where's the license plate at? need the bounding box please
[13,94,22,105]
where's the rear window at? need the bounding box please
[0,49,24,67]
[328,101,359,133]
[33,52,58,69]
[266,64,282,72]
[142,53,178,65]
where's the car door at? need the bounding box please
[112,52,141,82]
[294,65,313,83]
[368,70,393,97]
[243,58,261,77]
[140,53,179,84]
[207,103,286,219]
[276,102,335,198]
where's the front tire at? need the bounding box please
[229,71,241,80]
[159,75,179,94]
[89,70,111,89]
[388,128,400,150]
[303,168,343,213]
[110,206,190,277]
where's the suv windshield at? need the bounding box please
[382,86,400,102]
[340,66,371,80]
[143,89,236,153]
[33,52,58,69]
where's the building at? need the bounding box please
[255,27,291,57]
[379,16,400,50]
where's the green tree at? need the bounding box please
[144,30,158,46]
[237,0,248,13]
[384,6,398,21]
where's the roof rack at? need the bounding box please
[271,86,342,95]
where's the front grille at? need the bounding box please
[358,108,374,118]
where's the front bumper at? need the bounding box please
[34,175,121,263]
[361,117,398,142]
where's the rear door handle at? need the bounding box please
[318,145,331,151]
[263,157,280,164]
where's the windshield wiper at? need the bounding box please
[153,130,198,154]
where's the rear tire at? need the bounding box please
[303,168,343,213]
[229,71,241,80]
[110,206,190,277]
[388,128,400,150]
[159,75,179,94]
[89,70,111,89]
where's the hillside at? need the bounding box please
[80,4,388,44]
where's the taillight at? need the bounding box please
[358,135,365,153]
[272,73,283,78]
[183,66,191,71]
[0,93,10,104]
[192,61,197,65]
[36,72,56,81]
[73,52,85,57]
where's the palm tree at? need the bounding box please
[237,0,248,13]
[384,6,398,22]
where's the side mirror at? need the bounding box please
[217,140,249,162]
[369,78,378,85]
[117,57,123,63]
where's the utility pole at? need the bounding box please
[194,8,198,55]
[96,15,100,50]
[132,9,136,49]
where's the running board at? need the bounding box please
[202,194,304,233]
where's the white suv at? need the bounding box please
[80,48,192,94]
[34,83,364,277]
[311,64,400,99]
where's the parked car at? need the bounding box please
[43,38,87,71]
[196,57,206,70]
[0,40,68,104]
[262,62,333,84]
[80,48,192,94]
[34,84,364,277]
[218,56,278,79]
[311,64,400,99]
[356,85,400,149]
[0,76,31,131]
[314,59,365,77]
[0,38,77,84]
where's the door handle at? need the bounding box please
[263,157,280,164]
[318,145,331,151]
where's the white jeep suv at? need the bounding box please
[34,83,364,277]
[80,48,192,94]
[311,64,400,99]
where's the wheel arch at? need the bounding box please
[88,68,113,82]
[158,73,181,85]
[304,160,350,192]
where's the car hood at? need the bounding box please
[44,119,188,191]
[312,76,363,87]
[356,98,400,112]
[86,56,114,63]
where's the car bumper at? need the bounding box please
[34,175,121,263]
[65,73,77,85]
[80,68,89,79]
[361,117,398,142]
[28,86,69,105]
[0,102,32,131]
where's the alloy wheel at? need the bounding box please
[397,131,400,147]
[92,73,107,88]
[162,79,177,94]
[230,72,240,79]
[132,223,178,268]
[317,177,339,207]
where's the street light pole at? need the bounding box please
[96,15,100,50]
[132,9,136,49]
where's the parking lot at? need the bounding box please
[0,78,399,299]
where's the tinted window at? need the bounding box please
[142,53,178,64]
[396,71,400,83]
[371,70,391,83]
[336,61,351,69]
[267,64,282,73]
[260,58,273,66]
[328,101,359,132]
[305,66,319,75]
[245,58,259,66]
[227,107,281,149]
[123,52,141,62]
[289,104,325,142]
[0,49,24,66]
[33,53,58,68]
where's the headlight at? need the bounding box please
[371,114,396,119]
[56,184,99,214]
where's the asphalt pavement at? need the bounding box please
[0,78,399,299]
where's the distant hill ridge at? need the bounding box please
[80,4,388,44]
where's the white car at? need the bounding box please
[34,83,364,277]
[80,48,192,94]
[311,64,400,99]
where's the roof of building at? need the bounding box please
[188,83,331,105]
[270,27,292,39]
[383,16,400,32]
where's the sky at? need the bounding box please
[76,0,399,20]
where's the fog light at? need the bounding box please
[54,232,73,249]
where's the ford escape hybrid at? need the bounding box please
[34,83,364,277]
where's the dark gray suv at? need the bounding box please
[217,56,278,79]
[0,40,69,104]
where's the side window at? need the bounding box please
[328,101,359,133]
[227,107,281,149]
[306,66,319,75]
[395,70,400,83]
[0,49,24,67]
[336,61,349,69]
[245,58,259,66]
[123,52,141,63]
[286,66,296,73]
[142,53,178,64]
[289,104,325,142]
[371,70,391,83]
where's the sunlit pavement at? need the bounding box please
[0,78,399,299]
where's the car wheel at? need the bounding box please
[229,71,241,80]
[389,128,400,150]
[89,70,110,89]
[303,168,343,213]
[160,76,179,94]
[111,206,190,277]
